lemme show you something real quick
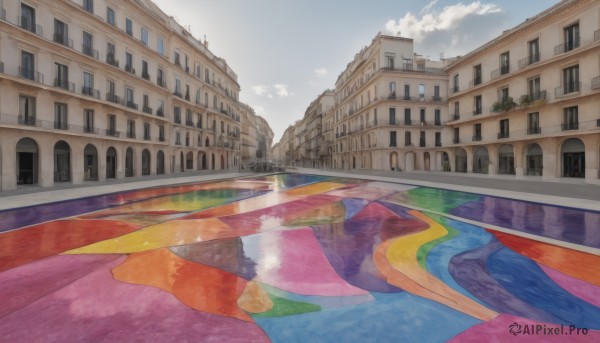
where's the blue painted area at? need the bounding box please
[426,217,492,306]
[488,247,600,330]
[342,198,369,220]
[253,292,481,343]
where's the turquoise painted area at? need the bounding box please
[253,292,482,343]
[425,217,493,306]
[400,187,481,213]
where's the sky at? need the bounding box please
[152,0,561,143]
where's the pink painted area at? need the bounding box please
[450,314,600,342]
[0,256,269,343]
[249,228,368,296]
[0,254,121,318]
[539,263,600,308]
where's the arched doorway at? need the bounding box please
[53,140,71,182]
[220,154,225,170]
[16,137,39,185]
[473,146,489,174]
[455,148,467,173]
[498,144,515,175]
[389,152,398,171]
[424,152,431,171]
[83,144,99,181]
[106,147,117,179]
[156,150,165,175]
[125,147,134,177]
[205,137,210,147]
[442,152,450,171]
[186,152,193,170]
[562,138,585,178]
[525,143,543,176]
[180,152,184,172]
[212,153,215,170]
[142,149,151,176]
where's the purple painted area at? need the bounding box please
[0,256,269,343]
[169,237,257,280]
[449,197,600,248]
[449,239,561,324]
[0,254,121,318]
[540,264,600,308]
[342,198,369,221]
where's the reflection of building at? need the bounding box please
[0,0,274,191]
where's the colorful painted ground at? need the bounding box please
[1,173,599,342]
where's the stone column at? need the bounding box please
[487,144,499,175]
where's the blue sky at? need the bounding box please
[152,0,561,142]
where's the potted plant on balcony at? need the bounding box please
[519,94,531,108]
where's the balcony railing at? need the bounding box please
[144,134,151,141]
[54,121,68,130]
[453,137,460,144]
[473,109,482,116]
[450,86,459,94]
[18,16,42,35]
[83,126,97,134]
[432,96,443,102]
[185,93,190,101]
[125,65,135,74]
[491,65,510,80]
[54,79,74,92]
[419,140,426,148]
[555,82,581,98]
[19,67,44,83]
[497,132,509,139]
[592,76,600,90]
[159,135,165,142]
[106,130,120,137]
[82,86,100,98]
[53,33,73,48]
[435,141,442,147]
[18,115,36,126]
[142,71,150,80]
[157,78,166,88]
[106,93,121,104]
[82,45,99,59]
[156,108,164,117]
[554,40,580,55]
[142,106,153,115]
[127,131,136,139]
[518,54,540,69]
[186,120,194,127]
[451,114,460,121]
[173,91,182,98]
[472,135,482,142]
[126,102,138,110]
[527,127,541,135]
[561,122,579,131]
[106,54,119,67]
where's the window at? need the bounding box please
[473,64,482,85]
[159,125,165,141]
[404,108,411,125]
[528,112,540,134]
[83,0,93,13]
[175,79,181,96]
[142,60,149,79]
[19,95,36,125]
[387,56,394,69]
[473,123,482,141]
[174,107,181,124]
[419,108,426,124]
[126,88,135,104]
[389,82,396,98]
[389,108,396,125]
[500,52,510,75]
[186,109,193,126]
[83,72,94,96]
[474,95,482,115]
[141,28,148,46]
[82,31,95,57]
[404,131,412,146]
[433,85,441,101]
[528,76,542,100]
[528,39,540,64]
[435,132,442,147]
[157,68,164,87]
[221,121,225,133]
[84,109,94,133]
[125,52,134,73]
[54,63,69,90]
[499,119,509,138]
[195,89,201,104]
[54,19,69,46]
[389,131,397,147]
[419,131,426,147]
[453,102,460,119]
[20,3,36,33]
[144,123,151,140]
[157,99,164,116]
[564,23,580,52]
[499,87,509,103]
[452,74,459,92]
[404,84,410,99]
[106,80,116,100]
[54,103,68,130]
[175,132,181,145]
[174,51,181,65]
[125,17,133,36]
[563,65,580,94]
[21,51,35,80]
[563,106,578,131]
[127,119,136,138]
[418,84,425,100]
[434,109,441,126]
[108,114,117,135]
[453,127,460,144]
[157,37,164,55]
[106,7,115,25]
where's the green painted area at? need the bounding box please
[251,294,321,318]
[416,214,459,270]
[394,187,481,213]
[168,188,258,211]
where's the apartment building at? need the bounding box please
[255,115,274,161]
[444,0,599,181]
[0,0,259,191]
[332,34,451,172]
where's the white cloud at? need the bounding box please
[252,84,292,98]
[315,68,328,78]
[273,84,290,97]
[385,1,507,57]
[252,85,268,96]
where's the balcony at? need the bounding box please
[142,71,150,80]
[592,76,600,90]
[53,33,73,48]
[18,16,42,35]
[473,109,482,116]
[82,86,100,99]
[469,78,482,87]
[435,141,442,147]
[491,66,510,80]
[186,120,194,127]
[561,122,579,131]
[82,45,99,59]
[432,96,443,102]
[497,132,509,139]
[173,90,183,98]
[19,67,43,83]
[83,126,97,134]
[453,137,460,144]
[142,106,153,115]
[156,108,164,117]
[450,86,459,94]
[185,93,191,101]
[518,54,540,69]
[450,114,460,121]
[554,40,580,55]
[126,102,138,110]
[196,122,202,129]
[555,82,581,98]
[157,78,166,88]
[491,97,515,112]
[106,54,119,67]
[527,127,541,135]
[144,134,151,141]
[419,140,426,148]
[125,65,135,75]
[472,135,482,142]
[54,121,68,130]
[159,135,165,142]
[106,129,120,137]
[54,79,74,92]
[18,115,36,126]
[519,91,547,107]
[127,131,136,139]
[106,93,121,104]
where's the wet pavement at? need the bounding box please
[1,173,599,342]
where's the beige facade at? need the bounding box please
[444,0,600,181]
[0,0,272,191]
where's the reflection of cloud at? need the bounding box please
[315,68,328,78]
[385,1,508,57]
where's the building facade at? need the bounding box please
[0,0,271,191]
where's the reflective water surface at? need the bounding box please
[1,173,599,342]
